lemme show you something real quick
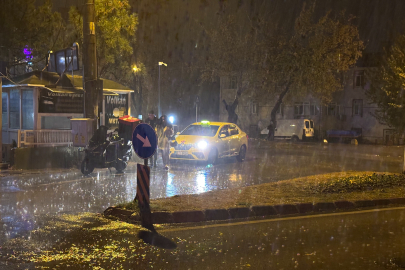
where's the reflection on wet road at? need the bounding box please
[0,141,403,244]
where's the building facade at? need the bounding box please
[220,67,398,144]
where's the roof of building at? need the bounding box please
[1,70,133,93]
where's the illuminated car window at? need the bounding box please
[219,125,230,136]
[181,125,220,137]
[229,126,239,135]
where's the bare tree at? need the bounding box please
[202,3,364,132]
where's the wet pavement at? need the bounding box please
[150,206,405,269]
[0,141,403,245]
[3,206,405,269]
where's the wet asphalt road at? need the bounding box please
[0,141,403,244]
[4,206,405,269]
[147,206,405,269]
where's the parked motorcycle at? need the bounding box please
[80,125,132,175]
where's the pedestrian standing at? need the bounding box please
[156,115,173,170]
[267,120,275,141]
[145,110,158,166]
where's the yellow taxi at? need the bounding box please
[169,121,248,164]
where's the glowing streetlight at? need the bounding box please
[168,116,174,124]
[132,65,141,73]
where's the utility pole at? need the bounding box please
[195,95,199,122]
[0,79,2,164]
[83,0,98,128]
[158,62,167,117]
[402,89,405,174]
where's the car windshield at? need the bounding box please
[180,125,220,137]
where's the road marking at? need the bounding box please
[26,173,134,188]
[136,134,152,147]
[159,206,405,233]
[35,177,102,187]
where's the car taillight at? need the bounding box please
[247,135,249,140]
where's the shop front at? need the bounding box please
[104,93,129,130]
[1,71,133,146]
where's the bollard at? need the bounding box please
[136,162,155,232]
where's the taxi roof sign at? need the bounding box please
[201,120,210,125]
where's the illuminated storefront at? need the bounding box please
[1,71,133,145]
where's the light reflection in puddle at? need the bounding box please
[165,173,176,197]
[196,171,207,194]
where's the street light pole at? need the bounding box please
[195,95,199,122]
[132,65,142,118]
[158,62,167,117]
[83,0,98,130]
[0,79,2,164]
[398,88,405,173]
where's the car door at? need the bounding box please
[309,120,315,137]
[304,120,310,139]
[217,125,231,157]
[228,124,240,156]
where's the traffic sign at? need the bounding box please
[132,123,158,159]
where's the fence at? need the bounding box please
[18,130,72,147]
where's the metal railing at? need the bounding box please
[18,130,72,147]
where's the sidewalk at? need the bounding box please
[105,171,405,224]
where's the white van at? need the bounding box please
[261,119,315,142]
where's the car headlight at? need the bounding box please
[197,141,208,150]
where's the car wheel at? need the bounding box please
[207,148,218,164]
[81,158,94,175]
[291,136,299,143]
[236,145,246,162]
[115,160,127,173]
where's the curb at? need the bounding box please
[104,197,405,225]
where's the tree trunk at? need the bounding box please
[268,83,291,140]
[223,73,248,124]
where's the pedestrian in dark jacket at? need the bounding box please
[146,110,158,166]
[156,115,173,170]
[146,110,158,129]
